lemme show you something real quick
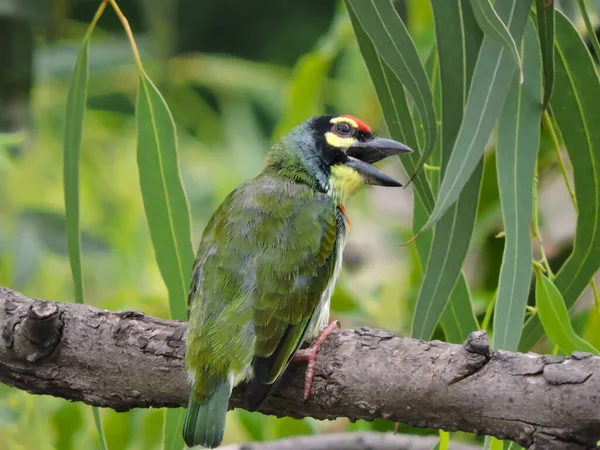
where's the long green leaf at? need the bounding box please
[136,72,195,322]
[536,270,599,355]
[348,8,432,209]
[136,71,194,450]
[162,409,186,450]
[411,0,482,342]
[469,0,523,82]
[493,20,542,352]
[422,0,531,230]
[535,0,555,108]
[349,6,477,343]
[520,11,600,351]
[64,37,89,306]
[345,0,436,169]
[63,28,108,450]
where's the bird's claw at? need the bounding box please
[293,320,340,401]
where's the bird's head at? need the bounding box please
[268,114,413,202]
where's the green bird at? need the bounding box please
[183,114,412,448]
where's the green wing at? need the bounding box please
[251,197,338,381]
[185,171,338,407]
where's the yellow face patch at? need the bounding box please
[330,116,359,129]
[324,131,356,149]
[330,164,364,203]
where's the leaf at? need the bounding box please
[469,0,523,83]
[349,5,478,343]
[347,7,432,209]
[438,430,450,450]
[62,10,108,449]
[162,408,186,450]
[520,11,600,351]
[411,0,482,342]
[345,0,437,170]
[63,33,90,305]
[236,409,266,442]
[492,19,542,352]
[535,0,555,108]
[535,270,599,355]
[136,71,195,322]
[273,417,314,439]
[422,0,531,230]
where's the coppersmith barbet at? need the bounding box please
[183,114,412,448]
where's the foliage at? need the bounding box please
[1,0,600,449]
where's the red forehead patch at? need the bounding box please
[342,114,371,133]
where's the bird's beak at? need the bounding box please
[345,137,413,187]
[346,137,413,164]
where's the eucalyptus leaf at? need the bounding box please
[470,0,523,82]
[520,11,600,351]
[493,19,542,352]
[349,5,478,343]
[345,0,436,170]
[535,0,555,108]
[63,34,90,305]
[422,0,531,230]
[411,0,482,342]
[536,270,599,355]
[136,71,195,322]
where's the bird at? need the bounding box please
[183,114,412,448]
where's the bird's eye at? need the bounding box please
[333,122,353,136]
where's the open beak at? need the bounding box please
[345,137,413,186]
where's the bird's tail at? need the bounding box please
[182,377,231,448]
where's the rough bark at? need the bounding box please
[1,286,599,450]
[219,432,480,450]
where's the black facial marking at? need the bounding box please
[311,115,348,166]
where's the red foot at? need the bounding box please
[293,321,340,401]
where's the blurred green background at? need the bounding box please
[0,0,595,448]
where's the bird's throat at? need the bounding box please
[329,164,363,203]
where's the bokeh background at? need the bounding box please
[0,0,594,448]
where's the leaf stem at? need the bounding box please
[109,0,144,72]
[577,0,600,65]
[93,407,108,450]
[85,0,108,41]
[544,112,576,206]
[532,161,553,278]
[543,111,600,315]
[542,111,600,318]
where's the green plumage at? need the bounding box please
[183,115,410,448]
[184,159,344,447]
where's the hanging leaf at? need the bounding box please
[535,0,555,108]
[347,7,432,210]
[136,71,195,322]
[349,6,478,343]
[469,0,523,82]
[422,0,531,230]
[493,19,542,352]
[63,4,108,447]
[345,0,437,170]
[536,270,599,355]
[411,0,482,342]
[520,11,600,351]
[63,32,90,306]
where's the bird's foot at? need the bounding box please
[293,320,340,401]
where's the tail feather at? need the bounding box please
[183,378,231,448]
[245,378,279,412]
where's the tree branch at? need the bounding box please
[1,286,599,450]
[218,432,480,450]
